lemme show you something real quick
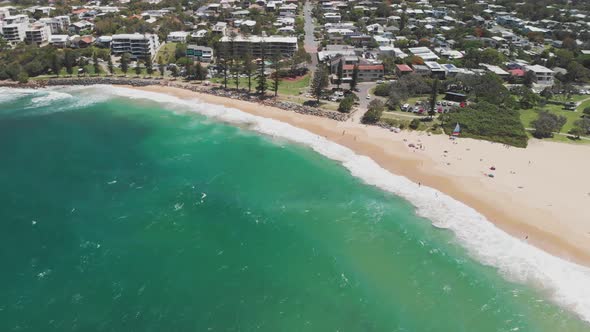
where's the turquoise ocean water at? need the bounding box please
[0,86,589,331]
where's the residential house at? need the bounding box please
[187,44,214,62]
[69,20,94,34]
[408,47,439,61]
[49,34,70,48]
[525,64,555,86]
[341,64,384,82]
[395,64,413,76]
[167,31,190,43]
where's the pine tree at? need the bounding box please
[64,49,75,76]
[243,50,255,93]
[158,56,165,77]
[120,53,130,75]
[92,51,100,75]
[107,56,114,76]
[134,60,141,76]
[232,57,240,90]
[51,52,62,77]
[271,54,281,97]
[336,58,343,89]
[185,62,193,81]
[145,56,153,76]
[311,64,329,102]
[195,62,205,80]
[428,79,439,119]
[256,43,268,96]
[349,64,359,90]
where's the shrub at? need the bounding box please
[373,83,390,97]
[17,72,29,83]
[409,118,421,130]
[531,111,567,138]
[338,95,354,113]
[361,100,385,124]
[443,101,528,147]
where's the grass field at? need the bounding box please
[212,74,310,96]
[277,74,310,96]
[577,98,590,112]
[157,42,177,63]
[519,104,585,134]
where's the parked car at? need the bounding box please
[376,80,384,84]
[366,95,371,99]
[401,103,410,111]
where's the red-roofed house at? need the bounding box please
[341,64,384,82]
[396,64,413,77]
[72,8,89,15]
[509,69,525,77]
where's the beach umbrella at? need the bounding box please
[452,123,461,136]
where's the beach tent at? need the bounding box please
[452,123,461,136]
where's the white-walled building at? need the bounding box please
[111,33,160,59]
[219,35,298,58]
[38,15,70,34]
[525,64,555,86]
[0,7,11,21]
[187,44,213,62]
[167,31,190,43]
[49,34,70,48]
[1,15,29,42]
[25,22,51,45]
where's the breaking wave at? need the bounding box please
[20,85,590,323]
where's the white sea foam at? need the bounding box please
[0,87,37,103]
[29,91,73,108]
[51,85,590,322]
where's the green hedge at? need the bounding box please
[443,102,528,148]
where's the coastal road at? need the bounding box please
[303,0,318,72]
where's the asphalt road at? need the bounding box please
[350,82,377,122]
[303,0,318,71]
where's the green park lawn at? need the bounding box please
[211,74,310,96]
[519,103,588,142]
[519,104,582,133]
[157,42,177,63]
[277,74,310,95]
[578,98,590,112]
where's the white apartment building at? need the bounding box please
[0,7,11,21]
[167,31,190,43]
[25,22,51,45]
[525,64,555,86]
[1,15,29,42]
[38,15,70,34]
[219,35,298,58]
[111,33,160,59]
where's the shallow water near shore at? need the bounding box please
[0,86,589,331]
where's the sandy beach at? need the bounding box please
[134,85,590,267]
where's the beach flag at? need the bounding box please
[452,123,461,136]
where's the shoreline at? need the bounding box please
[2,80,590,267]
[128,84,590,269]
